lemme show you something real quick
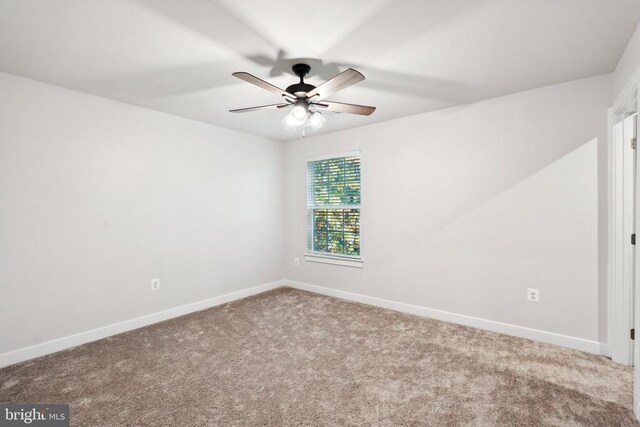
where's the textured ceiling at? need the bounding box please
[1,0,640,141]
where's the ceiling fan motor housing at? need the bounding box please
[286,63,315,97]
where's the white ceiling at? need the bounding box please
[1,0,640,141]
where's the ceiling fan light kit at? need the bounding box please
[230,63,375,135]
[290,99,308,121]
[282,111,303,130]
[308,111,326,131]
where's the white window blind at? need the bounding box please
[307,154,361,257]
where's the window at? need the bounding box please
[307,153,361,260]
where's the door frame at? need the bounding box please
[608,105,637,366]
[632,111,639,421]
[609,70,639,418]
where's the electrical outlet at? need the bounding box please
[151,278,160,291]
[293,257,300,266]
[527,288,539,302]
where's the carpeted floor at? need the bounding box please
[0,287,637,426]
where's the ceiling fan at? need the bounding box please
[229,63,375,133]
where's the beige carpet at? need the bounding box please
[0,287,636,426]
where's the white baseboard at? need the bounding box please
[0,280,285,368]
[285,280,604,355]
[0,278,608,368]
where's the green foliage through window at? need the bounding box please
[307,155,360,257]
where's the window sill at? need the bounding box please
[304,254,363,268]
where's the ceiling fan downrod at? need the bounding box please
[286,63,316,98]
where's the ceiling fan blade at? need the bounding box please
[312,100,375,116]
[306,68,364,101]
[232,72,296,100]
[229,103,290,113]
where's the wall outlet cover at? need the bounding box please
[527,288,539,302]
[151,278,160,291]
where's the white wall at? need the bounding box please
[0,72,284,354]
[284,75,611,344]
[613,21,640,102]
[0,69,613,358]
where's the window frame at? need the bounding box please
[305,150,363,268]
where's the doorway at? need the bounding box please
[610,112,637,366]
[609,86,638,417]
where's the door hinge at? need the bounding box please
[632,234,636,245]
[631,328,635,340]
[632,138,637,149]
